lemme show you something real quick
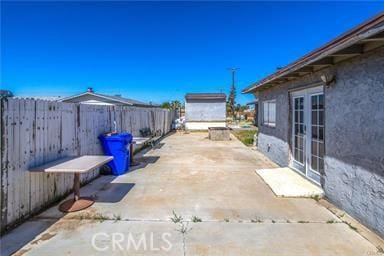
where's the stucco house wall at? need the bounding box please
[255,46,384,236]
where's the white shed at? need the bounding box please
[185,93,227,130]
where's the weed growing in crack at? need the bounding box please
[93,213,109,222]
[170,211,190,256]
[271,220,276,223]
[326,220,335,224]
[286,220,291,223]
[176,221,191,234]
[76,212,109,222]
[170,210,183,223]
[224,218,229,222]
[191,216,202,222]
[298,220,309,224]
[79,212,126,223]
[343,221,357,231]
[113,214,122,222]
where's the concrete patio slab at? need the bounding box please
[1,132,382,255]
[186,222,378,256]
[256,167,324,198]
[3,219,183,256]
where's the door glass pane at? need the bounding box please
[318,95,324,110]
[318,142,324,158]
[299,111,304,124]
[312,111,317,124]
[319,110,324,124]
[312,125,318,139]
[310,94,324,174]
[311,141,318,156]
[319,127,324,140]
[312,96,318,109]
[311,156,318,170]
[293,97,305,165]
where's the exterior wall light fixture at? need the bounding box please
[320,72,336,86]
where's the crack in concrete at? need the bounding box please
[32,216,345,224]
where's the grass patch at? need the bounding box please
[231,129,257,146]
[311,195,321,202]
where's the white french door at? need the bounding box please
[291,86,324,185]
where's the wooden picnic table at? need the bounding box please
[29,155,113,212]
[130,137,149,166]
[130,136,161,166]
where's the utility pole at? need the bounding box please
[227,67,239,120]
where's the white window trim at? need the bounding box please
[263,99,276,127]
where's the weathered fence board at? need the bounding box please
[0,98,175,233]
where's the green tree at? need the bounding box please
[161,101,171,109]
[228,84,236,118]
[170,100,182,110]
[228,68,238,119]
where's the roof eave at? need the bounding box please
[59,92,137,106]
[242,13,384,94]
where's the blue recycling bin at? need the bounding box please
[98,133,132,175]
[118,132,133,144]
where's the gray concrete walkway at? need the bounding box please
[1,132,383,255]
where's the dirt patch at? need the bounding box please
[31,232,56,245]
[13,248,31,256]
[139,195,174,207]
[192,244,210,256]
[49,218,92,232]
[212,209,240,220]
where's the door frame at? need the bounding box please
[290,85,324,185]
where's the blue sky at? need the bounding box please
[1,1,383,104]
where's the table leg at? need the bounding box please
[130,143,140,166]
[58,172,94,212]
[74,173,80,201]
[130,143,134,165]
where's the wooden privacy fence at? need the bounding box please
[0,98,175,233]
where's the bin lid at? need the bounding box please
[117,132,133,143]
[98,132,132,143]
[98,134,124,141]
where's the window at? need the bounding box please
[263,100,276,127]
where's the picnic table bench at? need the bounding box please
[29,155,113,212]
[130,128,162,166]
